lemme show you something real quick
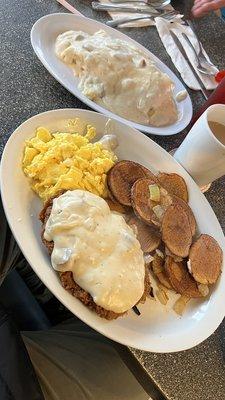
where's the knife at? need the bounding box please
[169,30,211,100]
[91,1,161,15]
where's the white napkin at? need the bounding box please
[99,0,182,27]
[155,17,218,90]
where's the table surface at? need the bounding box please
[0,1,224,399]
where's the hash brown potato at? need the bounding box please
[152,254,172,290]
[165,256,202,298]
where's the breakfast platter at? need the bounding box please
[30,13,193,136]
[1,108,224,353]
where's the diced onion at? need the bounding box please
[187,259,192,274]
[156,286,169,305]
[149,184,160,202]
[173,295,190,315]
[156,249,164,259]
[198,284,209,297]
[144,253,154,265]
[152,255,164,274]
[153,205,165,220]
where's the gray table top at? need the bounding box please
[0,1,224,399]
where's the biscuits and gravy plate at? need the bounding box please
[30,13,192,136]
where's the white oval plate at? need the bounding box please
[1,109,224,352]
[30,13,192,136]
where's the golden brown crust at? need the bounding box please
[158,172,188,202]
[59,271,124,320]
[165,256,202,298]
[107,160,157,206]
[189,234,222,284]
[127,214,161,253]
[162,204,192,258]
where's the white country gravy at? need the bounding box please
[55,30,178,127]
[44,190,145,313]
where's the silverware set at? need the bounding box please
[92,1,172,17]
[182,20,217,76]
[91,0,217,85]
[106,10,178,27]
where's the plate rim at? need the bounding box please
[1,108,225,353]
[30,12,193,137]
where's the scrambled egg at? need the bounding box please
[22,120,117,202]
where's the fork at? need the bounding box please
[181,33,216,76]
[106,10,178,27]
[184,19,218,72]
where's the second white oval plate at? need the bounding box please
[30,13,192,136]
[1,108,224,352]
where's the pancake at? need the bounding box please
[107,160,157,206]
[105,198,127,214]
[165,256,202,298]
[172,195,196,237]
[158,172,188,202]
[127,214,161,253]
[189,234,222,284]
[162,204,192,258]
[131,178,172,226]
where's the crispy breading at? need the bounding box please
[40,200,150,320]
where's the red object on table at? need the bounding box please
[190,77,225,127]
[215,70,225,83]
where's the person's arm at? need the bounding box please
[192,0,225,17]
[0,305,44,400]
